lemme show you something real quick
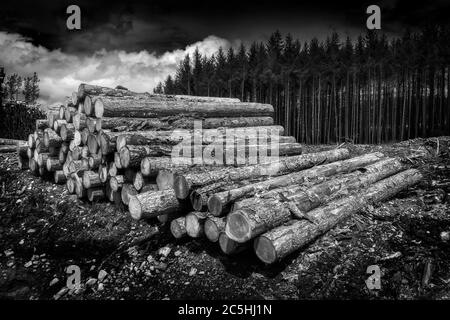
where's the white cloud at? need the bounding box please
[0,32,231,108]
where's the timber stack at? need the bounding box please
[17,83,422,264]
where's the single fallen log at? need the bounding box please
[204,216,227,242]
[93,96,273,118]
[225,158,403,243]
[185,211,209,238]
[208,152,385,216]
[170,216,187,239]
[128,188,186,220]
[254,169,422,264]
[174,148,350,200]
[87,187,105,202]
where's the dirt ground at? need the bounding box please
[1,138,450,300]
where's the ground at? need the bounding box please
[1,138,450,300]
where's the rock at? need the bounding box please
[188,267,197,276]
[86,278,97,287]
[158,246,171,258]
[49,278,59,286]
[440,231,450,242]
[98,270,108,282]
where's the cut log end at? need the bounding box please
[170,217,187,239]
[94,97,104,118]
[225,211,251,243]
[119,147,130,168]
[173,175,190,199]
[185,214,203,238]
[128,196,142,220]
[190,190,204,211]
[208,195,223,216]
[204,219,220,242]
[254,236,277,264]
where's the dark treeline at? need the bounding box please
[155,26,450,144]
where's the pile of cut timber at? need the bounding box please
[18,83,421,264]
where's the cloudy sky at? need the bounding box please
[0,0,448,106]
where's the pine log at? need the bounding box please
[170,216,187,239]
[43,128,62,148]
[87,134,99,154]
[156,170,176,190]
[190,180,249,211]
[28,134,36,149]
[110,175,124,192]
[81,146,89,159]
[254,169,422,264]
[54,170,67,184]
[95,116,274,132]
[68,159,89,174]
[29,158,39,176]
[36,119,48,131]
[87,187,105,202]
[81,128,90,145]
[93,95,272,118]
[121,183,138,206]
[113,126,285,152]
[114,152,122,168]
[88,153,102,169]
[53,120,67,134]
[218,233,247,255]
[208,152,385,216]
[66,177,75,194]
[98,164,109,183]
[82,170,103,189]
[60,123,75,142]
[18,156,29,170]
[46,157,62,171]
[119,145,173,168]
[128,188,184,220]
[141,184,158,192]
[71,92,79,106]
[37,153,49,167]
[47,112,60,129]
[72,113,87,130]
[86,117,97,133]
[204,216,227,243]
[141,157,189,177]
[185,211,209,238]
[64,107,77,123]
[133,171,151,191]
[108,162,119,177]
[174,148,350,200]
[59,105,66,120]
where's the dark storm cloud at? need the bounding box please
[1,0,449,54]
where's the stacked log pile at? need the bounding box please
[17,83,422,264]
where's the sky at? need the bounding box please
[0,0,449,106]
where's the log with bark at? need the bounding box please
[128,188,187,220]
[72,113,87,130]
[174,148,350,200]
[64,107,77,123]
[253,169,422,264]
[121,183,138,206]
[208,152,385,216]
[53,120,67,134]
[110,175,124,192]
[119,145,174,168]
[60,123,75,142]
[218,233,247,255]
[93,96,272,118]
[225,158,403,243]
[82,170,103,189]
[133,171,152,191]
[54,170,67,184]
[46,157,62,171]
[170,216,187,239]
[43,129,62,148]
